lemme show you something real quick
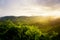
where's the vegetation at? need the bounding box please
[0,20,59,40]
[0,16,60,40]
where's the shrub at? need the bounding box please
[0,20,59,40]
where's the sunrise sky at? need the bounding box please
[0,0,60,17]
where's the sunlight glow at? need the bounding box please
[13,6,60,17]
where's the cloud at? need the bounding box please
[36,0,60,8]
[0,0,37,17]
[0,0,60,17]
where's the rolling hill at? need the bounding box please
[0,16,60,33]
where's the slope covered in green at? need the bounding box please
[0,16,60,40]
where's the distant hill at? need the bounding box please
[0,16,60,33]
[0,16,55,23]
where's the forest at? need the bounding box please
[0,16,60,40]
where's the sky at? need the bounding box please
[0,0,60,17]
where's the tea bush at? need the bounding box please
[0,20,59,40]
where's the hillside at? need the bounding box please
[0,16,60,40]
[0,16,60,33]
